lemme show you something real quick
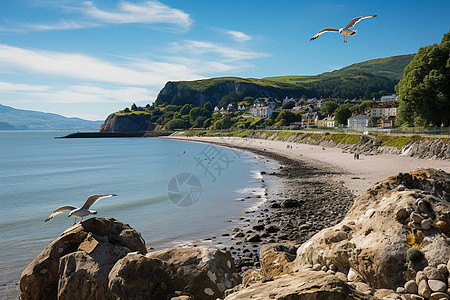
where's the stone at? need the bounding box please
[365,209,375,218]
[437,264,448,276]
[421,219,432,230]
[404,280,418,294]
[347,268,361,282]
[416,271,428,285]
[429,292,449,300]
[411,212,424,223]
[424,266,446,281]
[448,259,450,274]
[225,270,372,300]
[312,264,322,271]
[265,226,279,233]
[246,234,261,243]
[428,280,447,292]
[417,200,427,212]
[396,208,410,223]
[282,199,303,208]
[242,270,264,287]
[418,280,432,299]
[19,218,146,300]
[108,246,240,300]
[293,169,450,290]
[341,224,353,231]
[259,243,297,281]
[396,286,405,294]
[321,265,328,272]
[323,230,348,244]
[409,295,424,300]
[329,264,337,272]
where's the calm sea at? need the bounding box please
[0,131,272,297]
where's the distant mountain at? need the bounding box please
[0,104,103,131]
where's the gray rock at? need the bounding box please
[347,268,361,282]
[421,219,432,230]
[428,279,447,292]
[396,286,406,294]
[404,280,418,294]
[429,292,449,300]
[418,280,432,299]
[410,294,424,300]
[424,266,446,281]
[447,259,450,274]
[321,265,328,272]
[312,264,321,271]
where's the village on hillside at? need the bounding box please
[212,94,399,132]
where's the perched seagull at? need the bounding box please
[45,194,117,225]
[310,15,377,43]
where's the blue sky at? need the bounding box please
[0,0,449,120]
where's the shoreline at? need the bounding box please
[165,135,450,273]
[165,135,357,272]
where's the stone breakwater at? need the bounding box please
[245,131,450,160]
[19,169,449,299]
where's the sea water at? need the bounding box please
[0,131,271,297]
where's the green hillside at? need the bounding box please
[265,54,415,82]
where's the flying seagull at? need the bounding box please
[45,194,117,224]
[310,15,377,43]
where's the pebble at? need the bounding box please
[417,200,426,212]
[437,264,448,276]
[410,295,424,300]
[329,264,337,272]
[429,292,449,300]
[312,264,321,271]
[411,212,424,223]
[418,280,432,299]
[428,279,447,292]
[404,280,418,294]
[396,287,405,294]
[321,265,328,272]
[364,209,375,218]
[347,268,360,282]
[416,271,428,285]
[421,219,431,230]
[424,266,445,281]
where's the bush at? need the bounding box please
[406,247,424,264]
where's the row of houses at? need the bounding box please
[298,102,399,130]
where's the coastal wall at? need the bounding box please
[244,131,450,160]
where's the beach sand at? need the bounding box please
[170,136,450,196]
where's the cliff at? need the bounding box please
[99,113,156,132]
[154,77,304,107]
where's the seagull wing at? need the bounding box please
[81,194,117,209]
[310,28,340,41]
[344,15,377,29]
[45,205,78,222]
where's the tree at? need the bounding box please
[396,31,450,127]
[180,104,194,115]
[189,107,203,123]
[320,101,339,115]
[334,105,352,125]
[131,103,138,110]
[203,101,213,112]
[165,119,186,130]
[282,101,295,110]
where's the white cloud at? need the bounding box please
[0,44,200,86]
[0,1,192,32]
[172,40,269,62]
[0,82,50,92]
[225,30,252,42]
[82,1,192,30]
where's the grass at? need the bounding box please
[376,135,422,149]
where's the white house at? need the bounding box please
[347,114,369,131]
[249,106,273,118]
[380,94,398,102]
[370,102,399,118]
[214,106,219,112]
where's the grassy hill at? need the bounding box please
[265,54,415,83]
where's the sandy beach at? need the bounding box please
[170,135,450,197]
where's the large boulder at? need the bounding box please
[19,218,146,300]
[259,243,297,281]
[225,270,374,299]
[108,246,241,300]
[294,169,450,289]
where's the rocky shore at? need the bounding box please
[203,146,355,274]
[19,168,450,299]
